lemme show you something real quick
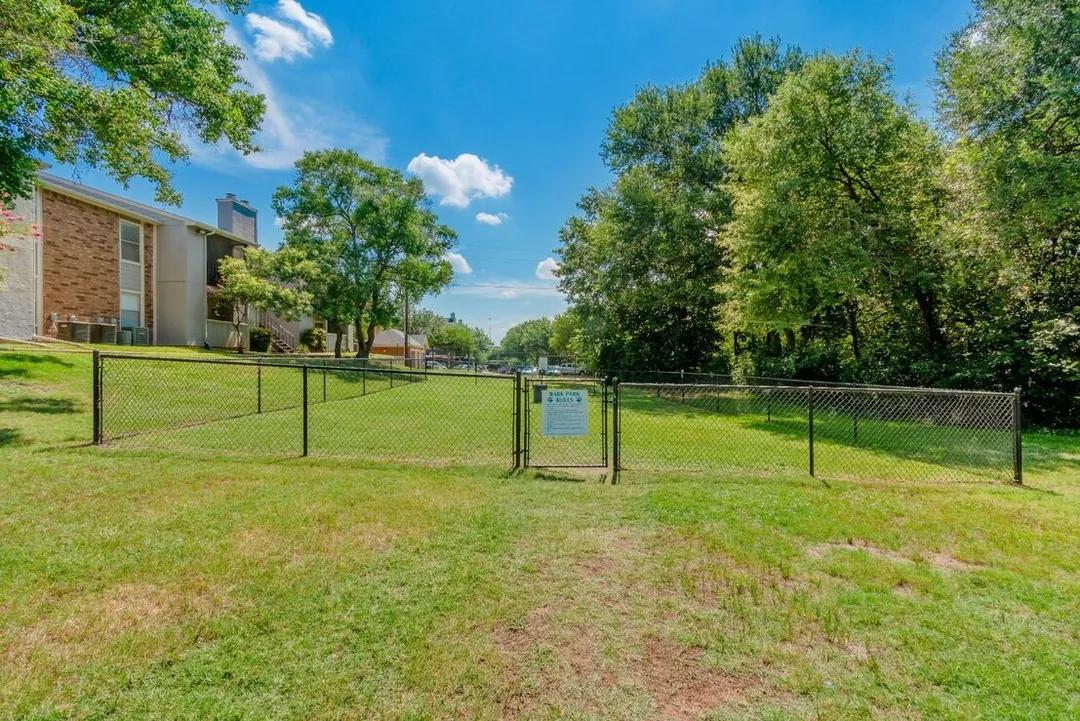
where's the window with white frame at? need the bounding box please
[119,220,142,329]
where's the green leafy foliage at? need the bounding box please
[215,247,310,353]
[440,323,476,358]
[557,35,803,371]
[405,308,491,359]
[248,327,271,353]
[501,318,553,363]
[0,0,264,203]
[272,150,455,359]
[300,327,326,353]
[555,20,1080,425]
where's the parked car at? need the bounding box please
[453,363,473,371]
[426,361,447,369]
[557,364,586,375]
[521,366,537,375]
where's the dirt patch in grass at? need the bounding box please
[808,541,982,572]
[3,579,230,669]
[642,637,765,720]
[495,531,784,719]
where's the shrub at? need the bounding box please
[300,326,326,352]
[249,327,272,353]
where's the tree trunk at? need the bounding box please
[847,300,861,362]
[783,328,796,354]
[364,318,378,358]
[333,323,343,358]
[914,288,945,352]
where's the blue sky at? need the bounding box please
[53,0,972,342]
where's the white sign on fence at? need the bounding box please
[541,389,589,437]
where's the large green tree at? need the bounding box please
[272,150,456,358]
[722,51,948,380]
[0,0,264,204]
[557,35,803,371]
[935,0,1080,423]
[501,318,553,364]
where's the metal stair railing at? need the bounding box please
[255,311,297,353]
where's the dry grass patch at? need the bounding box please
[3,578,231,673]
[807,540,982,572]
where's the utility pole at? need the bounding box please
[403,288,410,368]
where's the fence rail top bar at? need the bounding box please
[96,353,511,380]
[619,381,1015,398]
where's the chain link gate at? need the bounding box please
[521,375,610,469]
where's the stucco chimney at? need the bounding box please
[216,193,258,245]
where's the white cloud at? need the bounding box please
[407,153,513,208]
[444,252,472,274]
[535,257,560,281]
[277,0,333,46]
[246,0,332,62]
[192,27,387,172]
[475,212,508,226]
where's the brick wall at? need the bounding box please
[41,190,155,333]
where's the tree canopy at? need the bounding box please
[0,0,264,204]
[500,318,554,363]
[555,17,1080,425]
[272,149,456,358]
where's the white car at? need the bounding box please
[556,364,586,376]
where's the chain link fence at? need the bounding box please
[92,353,1022,484]
[94,353,507,465]
[615,382,1020,483]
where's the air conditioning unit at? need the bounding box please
[134,327,151,346]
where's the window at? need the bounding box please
[120,292,140,330]
[119,220,142,329]
[120,220,141,263]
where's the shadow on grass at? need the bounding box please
[530,469,599,484]
[0,353,75,378]
[0,428,26,447]
[623,389,1013,479]
[0,397,80,414]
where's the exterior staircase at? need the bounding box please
[256,311,297,354]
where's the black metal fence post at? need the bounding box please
[1013,387,1023,484]
[92,350,102,444]
[322,367,327,402]
[302,365,309,457]
[523,376,530,469]
[611,377,620,484]
[362,364,367,396]
[808,386,815,477]
[257,359,262,414]
[513,370,522,469]
[601,378,609,468]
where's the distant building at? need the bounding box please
[370,328,427,366]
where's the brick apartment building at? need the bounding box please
[0,170,353,351]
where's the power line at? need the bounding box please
[449,283,561,290]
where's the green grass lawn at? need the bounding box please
[2,350,1079,719]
